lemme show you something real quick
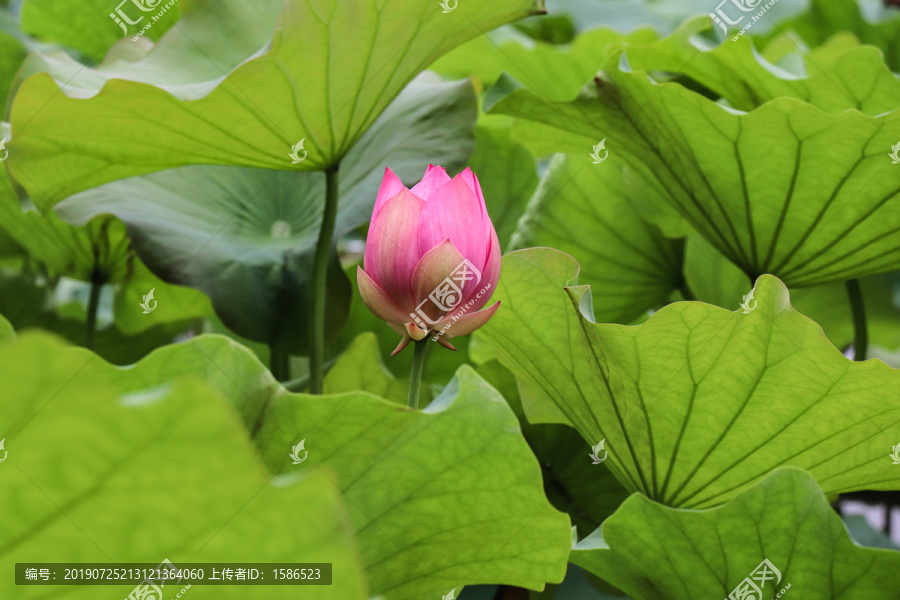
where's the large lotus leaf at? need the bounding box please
[19,0,180,57]
[571,467,900,600]
[254,370,572,598]
[0,331,367,599]
[487,50,900,286]
[55,75,476,352]
[7,0,543,206]
[684,234,900,353]
[480,248,900,508]
[511,153,685,324]
[761,0,900,71]
[546,0,789,35]
[431,26,657,101]
[477,359,630,536]
[12,0,286,96]
[608,17,900,114]
[70,332,571,598]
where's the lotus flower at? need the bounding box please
[357,165,501,355]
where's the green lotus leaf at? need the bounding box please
[487,48,900,286]
[19,0,180,57]
[571,467,900,600]
[254,367,572,598]
[55,74,476,353]
[431,26,657,101]
[481,248,900,508]
[477,359,630,536]
[53,332,571,598]
[607,17,900,114]
[0,331,367,599]
[7,0,543,206]
[11,0,287,95]
[761,0,900,71]
[511,153,685,323]
[684,234,900,353]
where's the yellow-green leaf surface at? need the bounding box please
[8,0,544,206]
[572,468,900,600]
[36,332,572,599]
[481,248,900,508]
[511,153,685,323]
[761,0,900,71]
[487,46,900,286]
[0,332,367,599]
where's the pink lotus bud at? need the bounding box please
[357,165,501,355]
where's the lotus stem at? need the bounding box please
[846,279,868,361]
[407,338,429,409]
[309,164,340,394]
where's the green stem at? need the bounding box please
[407,339,429,409]
[846,279,868,361]
[269,346,290,382]
[309,164,340,394]
[85,275,103,350]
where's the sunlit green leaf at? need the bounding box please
[488,46,900,285]
[55,332,572,598]
[0,331,368,600]
[511,153,685,323]
[8,0,543,205]
[572,468,900,600]
[481,248,900,508]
